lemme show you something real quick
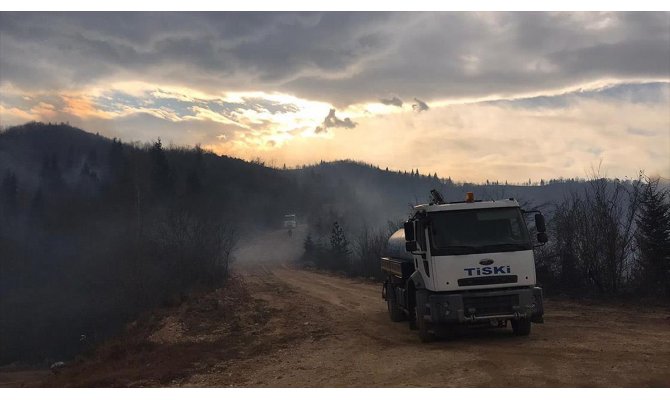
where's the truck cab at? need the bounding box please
[283,214,297,229]
[382,192,547,342]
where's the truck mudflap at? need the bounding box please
[424,286,544,324]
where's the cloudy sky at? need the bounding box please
[1,12,668,182]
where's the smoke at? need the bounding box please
[232,225,308,268]
[315,109,357,133]
[412,98,429,112]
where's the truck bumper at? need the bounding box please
[426,286,544,324]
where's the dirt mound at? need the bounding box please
[42,275,285,387]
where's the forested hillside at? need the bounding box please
[1,122,668,366]
[0,122,303,365]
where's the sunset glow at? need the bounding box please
[1,12,668,182]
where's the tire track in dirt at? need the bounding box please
[195,264,670,387]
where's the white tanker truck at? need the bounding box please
[382,190,547,342]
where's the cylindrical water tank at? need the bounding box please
[384,229,413,261]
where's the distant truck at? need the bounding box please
[382,191,547,342]
[283,214,297,229]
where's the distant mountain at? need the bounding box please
[284,160,595,228]
[0,122,114,191]
[1,122,606,228]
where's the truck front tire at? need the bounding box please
[415,290,435,342]
[386,283,405,322]
[511,318,531,336]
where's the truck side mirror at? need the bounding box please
[537,232,548,244]
[535,213,546,233]
[403,221,415,241]
[405,241,418,252]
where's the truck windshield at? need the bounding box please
[428,207,531,255]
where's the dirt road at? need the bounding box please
[204,226,670,387]
[182,264,670,387]
[20,227,670,387]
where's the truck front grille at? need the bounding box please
[463,294,519,317]
[458,275,518,287]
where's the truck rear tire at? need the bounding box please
[415,290,435,342]
[386,283,405,322]
[511,318,531,336]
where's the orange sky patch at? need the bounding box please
[30,102,58,119]
[61,95,117,120]
[0,104,37,124]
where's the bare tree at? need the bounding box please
[548,171,642,294]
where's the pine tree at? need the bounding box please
[330,221,350,270]
[150,138,174,199]
[303,233,315,260]
[29,187,46,225]
[1,170,17,202]
[108,138,124,173]
[65,146,75,170]
[187,145,205,196]
[39,153,64,193]
[635,177,670,295]
[86,148,98,167]
[1,170,18,223]
[186,170,202,195]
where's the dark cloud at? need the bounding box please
[280,12,670,105]
[315,109,357,133]
[0,12,668,107]
[412,98,429,112]
[380,96,403,107]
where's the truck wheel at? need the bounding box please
[415,290,435,343]
[386,283,405,322]
[437,323,458,340]
[511,318,531,336]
